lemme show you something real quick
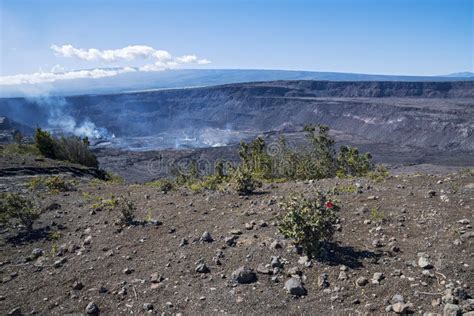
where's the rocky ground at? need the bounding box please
[0,160,473,315]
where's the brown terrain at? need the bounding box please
[0,155,473,315]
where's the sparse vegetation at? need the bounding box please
[0,193,40,231]
[367,164,390,182]
[34,128,98,168]
[28,176,74,192]
[146,179,175,193]
[278,192,340,257]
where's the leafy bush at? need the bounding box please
[336,145,372,177]
[12,130,23,145]
[231,167,261,195]
[0,143,41,156]
[279,192,340,256]
[28,176,73,192]
[367,164,390,182]
[116,197,136,227]
[146,179,175,193]
[34,128,98,168]
[92,195,135,226]
[54,136,98,168]
[35,128,56,159]
[103,171,125,185]
[0,193,40,231]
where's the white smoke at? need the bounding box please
[34,96,108,139]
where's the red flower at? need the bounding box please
[325,201,334,209]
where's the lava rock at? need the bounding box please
[356,276,368,286]
[201,231,213,242]
[232,266,257,284]
[284,277,307,296]
[85,302,99,315]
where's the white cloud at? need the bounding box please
[0,44,211,85]
[0,67,137,85]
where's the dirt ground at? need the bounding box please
[0,165,473,315]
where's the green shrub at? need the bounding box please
[0,193,40,231]
[28,176,73,192]
[336,145,372,177]
[34,128,98,168]
[0,143,41,157]
[279,192,340,256]
[367,164,390,182]
[116,197,136,227]
[12,130,23,145]
[92,195,135,226]
[146,179,175,193]
[54,136,98,168]
[232,167,261,195]
[35,128,56,159]
[104,171,125,185]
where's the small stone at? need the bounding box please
[256,264,272,275]
[83,235,92,245]
[179,238,188,247]
[143,303,154,311]
[318,273,330,288]
[150,272,163,283]
[31,248,44,259]
[201,231,213,242]
[85,302,99,315]
[391,294,405,304]
[53,257,67,268]
[123,267,133,274]
[443,303,461,316]
[372,272,384,284]
[418,256,433,269]
[392,302,413,314]
[195,263,210,273]
[244,222,254,230]
[458,219,470,225]
[284,277,307,296]
[270,240,282,249]
[7,307,22,316]
[338,271,348,280]
[440,195,450,202]
[232,266,257,284]
[224,235,238,247]
[298,256,310,265]
[72,281,84,290]
[367,195,378,200]
[356,276,368,286]
[271,256,284,269]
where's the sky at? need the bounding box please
[0,0,472,85]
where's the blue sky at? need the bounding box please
[0,0,472,81]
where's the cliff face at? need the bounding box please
[0,80,473,151]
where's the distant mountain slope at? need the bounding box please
[1,69,473,97]
[1,80,473,153]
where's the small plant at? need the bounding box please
[44,176,72,192]
[145,210,153,222]
[146,179,174,193]
[49,231,61,240]
[0,193,40,231]
[35,128,56,159]
[367,164,390,182]
[334,184,357,194]
[232,167,261,195]
[104,171,125,185]
[12,130,23,145]
[370,206,385,222]
[28,176,73,192]
[279,192,340,257]
[116,197,136,227]
[50,243,59,256]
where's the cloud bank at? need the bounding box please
[0,45,211,85]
